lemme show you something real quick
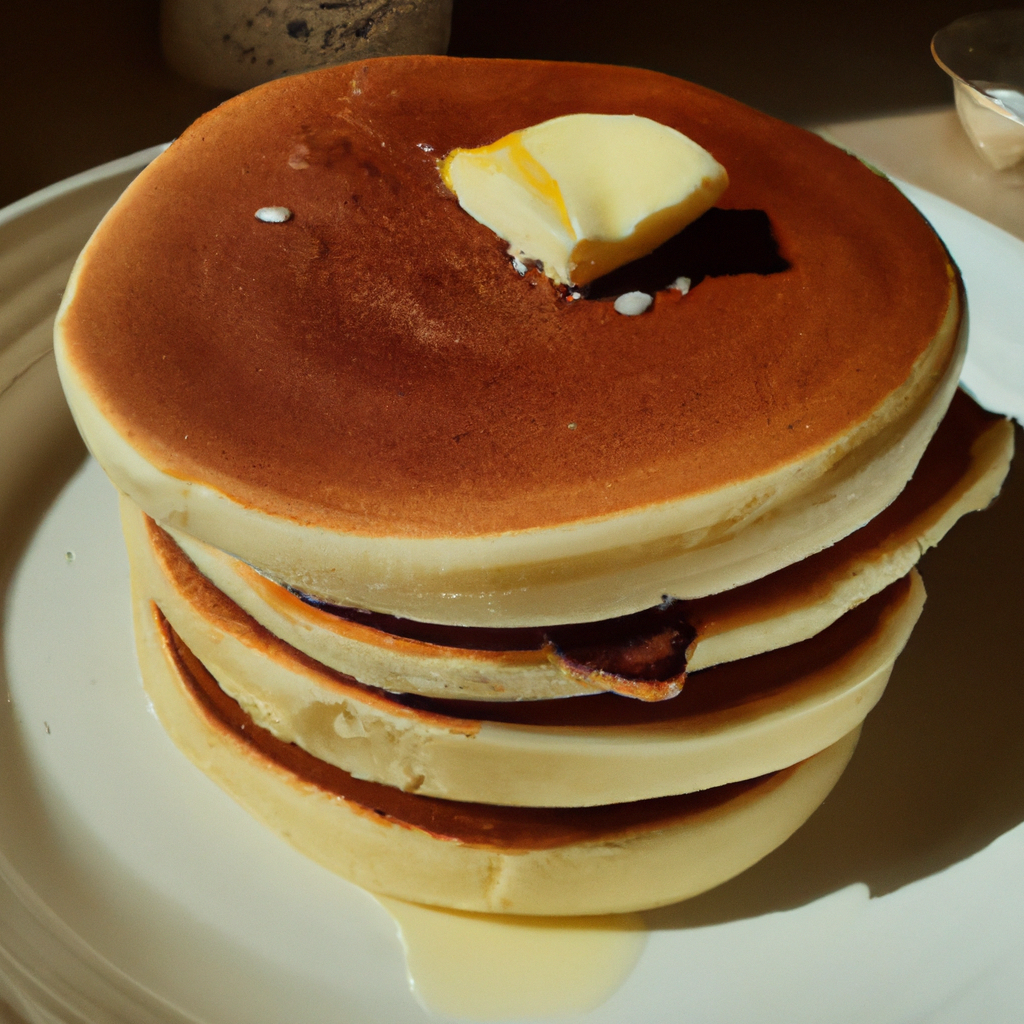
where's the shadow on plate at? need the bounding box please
[648,424,1024,929]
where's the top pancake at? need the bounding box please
[55,57,963,625]
[59,55,956,533]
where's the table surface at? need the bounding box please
[824,109,1024,242]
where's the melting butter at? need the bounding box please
[439,113,728,286]
[377,896,646,1020]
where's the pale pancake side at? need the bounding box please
[125,493,922,807]
[134,592,861,914]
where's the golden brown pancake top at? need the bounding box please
[62,56,954,538]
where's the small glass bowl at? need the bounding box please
[932,9,1024,170]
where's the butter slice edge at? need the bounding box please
[440,113,729,286]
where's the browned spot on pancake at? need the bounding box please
[298,580,696,699]
[156,606,779,844]
[545,626,690,701]
[394,573,911,728]
[63,57,954,538]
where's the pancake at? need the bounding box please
[53,56,1011,914]
[54,55,965,627]
[133,593,861,915]
[124,491,922,806]
[161,390,1012,701]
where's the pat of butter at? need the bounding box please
[439,113,728,286]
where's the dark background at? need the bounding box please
[0,0,1009,209]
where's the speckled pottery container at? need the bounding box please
[161,0,452,92]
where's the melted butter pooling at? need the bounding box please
[377,896,646,1019]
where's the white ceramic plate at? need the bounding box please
[1,151,1023,1024]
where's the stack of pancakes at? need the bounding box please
[54,56,1013,916]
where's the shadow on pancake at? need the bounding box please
[647,424,1024,931]
[585,208,789,300]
